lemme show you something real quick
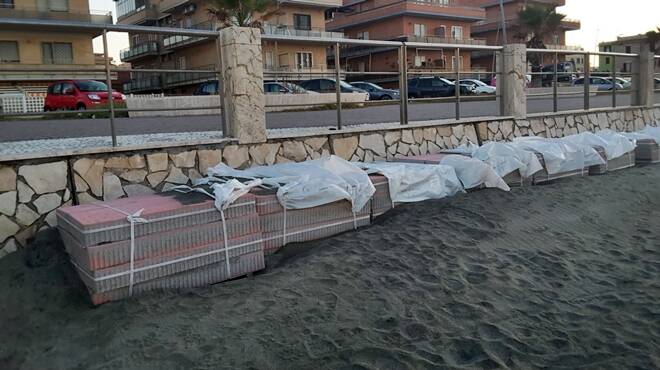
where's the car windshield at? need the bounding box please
[339,80,355,89]
[284,82,307,94]
[75,81,108,92]
[440,78,454,85]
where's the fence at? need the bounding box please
[0,17,658,147]
[0,94,46,114]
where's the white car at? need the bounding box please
[459,79,496,95]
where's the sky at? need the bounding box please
[89,0,660,64]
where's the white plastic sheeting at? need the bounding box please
[205,155,375,212]
[470,142,544,178]
[593,130,637,159]
[439,155,511,191]
[511,136,587,175]
[359,162,464,203]
[558,133,608,166]
[618,131,657,144]
[639,126,660,143]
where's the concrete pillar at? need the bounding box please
[631,41,655,108]
[499,44,527,119]
[219,27,267,144]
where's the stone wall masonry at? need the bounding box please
[0,106,658,258]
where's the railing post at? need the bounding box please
[455,47,461,120]
[611,55,617,107]
[500,44,527,119]
[102,29,117,147]
[402,44,409,125]
[398,45,406,125]
[631,41,655,108]
[214,36,228,136]
[335,42,342,130]
[583,52,590,110]
[219,27,267,144]
[553,51,558,112]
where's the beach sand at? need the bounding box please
[1,165,659,370]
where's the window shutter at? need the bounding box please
[53,43,73,64]
[42,43,53,64]
[0,41,19,62]
[48,0,68,11]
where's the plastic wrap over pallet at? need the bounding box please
[511,137,587,175]
[618,129,660,163]
[207,155,375,213]
[593,130,637,159]
[471,142,544,180]
[558,133,609,167]
[638,126,660,143]
[359,162,464,204]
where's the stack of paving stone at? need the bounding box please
[369,175,392,218]
[252,188,371,254]
[634,139,660,164]
[588,146,609,176]
[532,152,586,184]
[607,149,636,171]
[57,191,264,305]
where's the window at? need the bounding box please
[293,14,311,31]
[451,56,464,70]
[42,42,73,64]
[451,26,463,40]
[435,26,446,38]
[0,0,14,9]
[0,41,19,63]
[413,24,426,37]
[625,46,632,54]
[319,79,334,91]
[605,57,610,65]
[61,82,75,95]
[51,83,63,94]
[37,0,69,12]
[176,56,186,69]
[264,51,274,69]
[295,52,312,69]
[357,31,369,40]
[414,55,426,67]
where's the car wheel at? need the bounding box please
[380,95,393,100]
[43,106,51,112]
[76,104,86,111]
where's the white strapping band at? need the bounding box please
[92,203,149,297]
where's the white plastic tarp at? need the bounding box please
[511,136,586,175]
[618,131,657,144]
[439,154,511,191]
[593,129,637,159]
[205,155,375,212]
[359,162,464,203]
[471,142,544,178]
[559,133,608,165]
[639,126,660,143]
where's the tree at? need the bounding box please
[208,0,274,28]
[517,5,566,86]
[645,27,660,53]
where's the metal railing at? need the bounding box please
[261,23,345,39]
[526,48,640,112]
[0,6,112,24]
[120,41,159,61]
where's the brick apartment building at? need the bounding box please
[326,0,487,77]
[469,0,580,70]
[599,34,660,74]
[116,0,343,95]
[0,0,113,94]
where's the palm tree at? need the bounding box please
[645,27,660,53]
[208,0,274,28]
[517,5,566,86]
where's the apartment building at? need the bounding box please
[599,34,660,74]
[326,0,487,76]
[469,0,580,70]
[0,0,112,92]
[117,0,343,95]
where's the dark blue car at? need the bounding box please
[350,82,400,100]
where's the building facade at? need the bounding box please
[0,0,112,93]
[599,34,660,74]
[469,0,580,70]
[326,0,487,78]
[116,0,343,95]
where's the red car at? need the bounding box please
[44,80,125,111]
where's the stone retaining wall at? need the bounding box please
[1,106,659,257]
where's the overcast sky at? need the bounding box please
[90,0,660,64]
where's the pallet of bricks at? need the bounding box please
[57,191,265,305]
[251,187,372,254]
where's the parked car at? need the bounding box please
[573,77,624,91]
[606,77,631,90]
[407,77,474,98]
[44,80,125,111]
[349,82,400,100]
[532,62,577,86]
[459,79,496,95]
[193,80,220,95]
[655,78,660,89]
[298,78,368,96]
[264,81,314,94]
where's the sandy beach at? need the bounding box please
[1,165,659,370]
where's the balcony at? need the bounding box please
[120,42,159,62]
[405,35,487,45]
[162,21,215,50]
[262,24,345,39]
[159,0,191,13]
[277,0,342,7]
[473,17,581,34]
[163,65,216,88]
[0,6,112,25]
[327,0,485,31]
[124,76,162,93]
[115,0,159,25]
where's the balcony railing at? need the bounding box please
[261,24,345,39]
[124,76,162,93]
[162,21,215,49]
[163,64,216,87]
[405,35,486,45]
[120,42,159,61]
[0,6,112,24]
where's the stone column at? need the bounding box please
[219,27,267,144]
[500,44,527,119]
[631,41,655,108]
